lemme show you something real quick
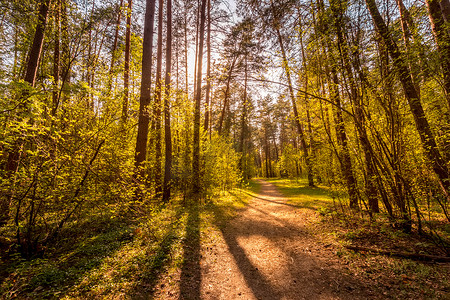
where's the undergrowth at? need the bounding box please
[0,181,259,299]
[268,177,450,299]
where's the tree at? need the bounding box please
[192,0,206,197]
[163,0,173,202]
[122,0,132,124]
[204,0,211,136]
[134,0,156,178]
[154,0,164,196]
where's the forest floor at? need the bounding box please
[1,179,449,299]
[153,179,449,300]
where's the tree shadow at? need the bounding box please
[129,230,179,299]
[178,203,201,299]
[205,189,376,299]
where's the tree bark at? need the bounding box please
[275,27,314,187]
[218,56,237,135]
[24,0,51,87]
[122,0,132,124]
[107,0,124,93]
[204,0,211,134]
[163,0,173,202]
[154,0,164,196]
[52,0,60,116]
[239,56,248,179]
[134,0,156,178]
[192,0,207,197]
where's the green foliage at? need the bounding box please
[203,133,242,194]
[277,144,300,178]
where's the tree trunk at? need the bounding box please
[107,0,124,93]
[60,0,70,104]
[154,0,164,196]
[52,0,60,116]
[24,0,50,87]
[192,0,207,197]
[239,56,248,179]
[218,56,237,135]
[275,27,314,186]
[134,0,156,178]
[122,0,132,124]
[163,0,173,202]
[204,0,211,134]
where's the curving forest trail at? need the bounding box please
[155,180,380,299]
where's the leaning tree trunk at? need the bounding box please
[275,27,314,187]
[217,56,237,135]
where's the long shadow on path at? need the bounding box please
[179,204,201,299]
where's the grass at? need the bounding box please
[0,182,259,299]
[265,177,334,211]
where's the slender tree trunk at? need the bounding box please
[204,0,211,134]
[275,27,314,186]
[265,132,270,178]
[52,0,60,116]
[239,56,248,179]
[193,0,200,97]
[134,0,156,178]
[60,0,70,104]
[107,0,124,93]
[122,0,132,124]
[365,0,450,201]
[154,0,164,196]
[184,0,189,95]
[192,0,207,197]
[218,55,238,135]
[163,0,173,202]
[330,67,360,209]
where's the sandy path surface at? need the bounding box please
[163,180,379,299]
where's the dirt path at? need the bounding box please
[158,180,380,299]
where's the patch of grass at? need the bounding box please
[266,178,334,211]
